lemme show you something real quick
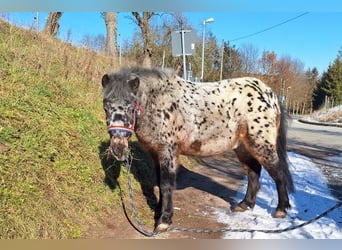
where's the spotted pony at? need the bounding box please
[101,66,294,233]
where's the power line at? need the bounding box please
[229,12,309,42]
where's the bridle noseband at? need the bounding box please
[107,102,143,138]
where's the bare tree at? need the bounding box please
[123,12,187,70]
[103,12,118,57]
[239,43,259,75]
[43,12,63,37]
[259,50,277,76]
[131,12,156,68]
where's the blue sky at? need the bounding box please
[3,11,342,75]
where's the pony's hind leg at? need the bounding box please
[261,160,292,218]
[248,141,293,218]
[233,143,262,212]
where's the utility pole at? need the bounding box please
[118,33,122,65]
[181,27,187,81]
[35,12,39,32]
[220,40,224,81]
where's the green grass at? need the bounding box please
[0,19,124,238]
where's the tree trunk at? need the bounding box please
[132,12,154,68]
[104,12,117,57]
[43,12,63,37]
[142,47,152,68]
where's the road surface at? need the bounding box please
[288,119,342,150]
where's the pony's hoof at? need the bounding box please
[154,223,170,233]
[234,202,248,212]
[153,185,160,203]
[274,210,287,218]
[234,205,247,212]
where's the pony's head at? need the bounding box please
[101,71,140,161]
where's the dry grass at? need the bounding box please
[310,105,342,123]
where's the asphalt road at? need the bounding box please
[287,118,342,201]
[288,119,342,151]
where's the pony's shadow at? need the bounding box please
[98,140,159,210]
[176,154,246,208]
[98,141,247,212]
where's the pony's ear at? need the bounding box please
[127,73,140,95]
[101,74,110,88]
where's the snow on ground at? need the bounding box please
[306,105,342,124]
[214,152,342,239]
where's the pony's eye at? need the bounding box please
[127,106,134,114]
[104,108,109,116]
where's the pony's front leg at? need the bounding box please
[154,146,178,233]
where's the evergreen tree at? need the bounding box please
[320,49,342,107]
[306,67,319,111]
[221,41,242,78]
[313,71,328,109]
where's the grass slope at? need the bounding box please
[0,20,197,239]
[0,19,127,238]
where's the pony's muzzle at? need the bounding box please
[109,135,129,161]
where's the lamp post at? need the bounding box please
[200,17,214,82]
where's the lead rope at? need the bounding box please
[121,156,342,237]
[118,156,157,237]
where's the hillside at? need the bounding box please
[0,19,141,238]
[0,19,202,239]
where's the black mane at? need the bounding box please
[103,66,174,100]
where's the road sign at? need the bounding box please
[171,30,196,57]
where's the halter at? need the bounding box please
[107,102,143,138]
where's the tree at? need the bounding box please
[315,49,342,109]
[323,53,342,105]
[306,67,319,112]
[103,12,118,57]
[147,12,188,70]
[259,50,277,76]
[239,43,259,75]
[131,12,156,67]
[221,41,242,78]
[200,32,221,81]
[43,12,63,37]
[314,72,327,109]
[81,34,106,53]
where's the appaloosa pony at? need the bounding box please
[101,66,294,232]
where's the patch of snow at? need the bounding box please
[214,152,342,239]
[309,105,342,123]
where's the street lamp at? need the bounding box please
[200,17,214,82]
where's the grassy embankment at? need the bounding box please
[0,20,167,238]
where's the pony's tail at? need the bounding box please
[277,104,295,193]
